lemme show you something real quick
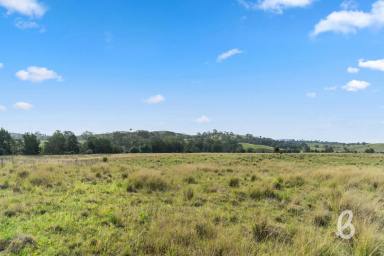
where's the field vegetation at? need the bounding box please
[0,154,383,255]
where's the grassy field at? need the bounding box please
[308,143,384,153]
[0,154,384,255]
[240,143,274,153]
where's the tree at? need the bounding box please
[324,145,334,153]
[84,136,113,154]
[0,128,13,155]
[64,131,80,154]
[44,131,66,155]
[365,148,375,154]
[302,144,311,153]
[22,133,40,155]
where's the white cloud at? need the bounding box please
[358,59,384,71]
[15,18,40,29]
[306,92,317,98]
[312,0,384,36]
[342,80,370,92]
[238,0,314,13]
[341,0,358,10]
[0,63,3,69]
[347,67,359,73]
[217,48,243,62]
[16,66,62,83]
[0,105,6,112]
[324,86,338,91]
[144,94,165,105]
[14,102,33,110]
[196,115,211,124]
[0,0,46,17]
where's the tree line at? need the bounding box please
[0,128,363,155]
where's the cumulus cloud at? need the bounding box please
[238,0,314,13]
[306,92,317,98]
[0,105,6,112]
[14,102,33,110]
[312,0,384,36]
[342,80,370,92]
[217,48,243,62]
[0,0,46,17]
[16,66,62,83]
[196,115,211,124]
[144,94,165,105]
[347,67,359,73]
[358,59,384,71]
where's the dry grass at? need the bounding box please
[0,153,383,255]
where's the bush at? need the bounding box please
[195,223,217,240]
[6,235,36,254]
[313,211,331,227]
[129,172,169,192]
[285,176,305,188]
[272,177,284,190]
[102,157,108,162]
[184,176,197,184]
[18,171,29,179]
[184,188,194,201]
[229,178,240,188]
[252,219,291,243]
[250,188,281,201]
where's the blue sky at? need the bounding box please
[0,0,384,142]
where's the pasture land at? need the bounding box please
[0,154,384,255]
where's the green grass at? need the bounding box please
[0,154,384,255]
[309,143,384,153]
[241,143,274,153]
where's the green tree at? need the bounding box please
[64,131,80,154]
[365,148,375,154]
[84,136,113,154]
[22,133,40,155]
[44,131,66,155]
[0,128,13,155]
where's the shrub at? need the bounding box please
[184,188,194,201]
[184,176,197,184]
[272,177,284,190]
[252,219,291,243]
[285,176,305,188]
[250,188,281,201]
[229,178,240,188]
[6,235,36,254]
[313,211,331,227]
[102,157,108,162]
[129,172,169,192]
[18,171,29,179]
[195,223,217,240]
[126,184,137,193]
[30,176,52,187]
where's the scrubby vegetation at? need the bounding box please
[0,153,383,255]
